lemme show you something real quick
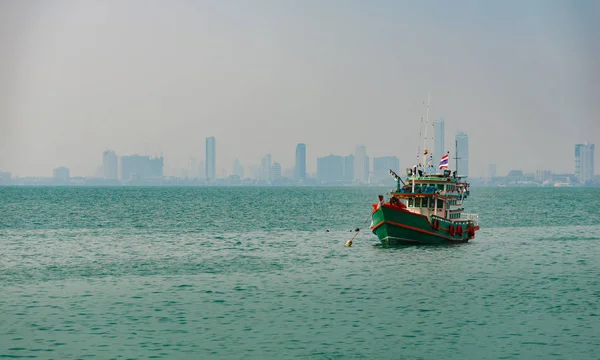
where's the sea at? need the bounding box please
[1,186,599,359]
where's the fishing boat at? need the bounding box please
[369,96,480,245]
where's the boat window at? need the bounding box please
[437,199,443,208]
[429,198,435,208]
[438,184,444,190]
[415,198,421,207]
[408,198,414,207]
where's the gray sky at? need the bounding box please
[1,0,599,177]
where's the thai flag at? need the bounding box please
[439,153,449,170]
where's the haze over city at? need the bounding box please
[1,0,599,178]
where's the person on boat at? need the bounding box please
[377,195,385,209]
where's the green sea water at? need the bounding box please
[1,186,599,359]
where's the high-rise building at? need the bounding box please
[575,143,595,185]
[373,156,400,177]
[232,159,244,178]
[317,155,345,182]
[535,169,552,183]
[206,137,216,181]
[343,155,354,181]
[120,155,163,180]
[103,150,118,179]
[354,145,367,183]
[271,162,281,181]
[53,167,70,180]
[455,131,469,177]
[295,143,306,182]
[433,118,445,169]
[260,154,272,181]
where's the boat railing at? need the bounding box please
[461,213,479,226]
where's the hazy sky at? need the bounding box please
[1,0,599,177]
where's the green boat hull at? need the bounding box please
[371,206,475,245]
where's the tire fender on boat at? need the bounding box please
[468,224,475,236]
[457,225,463,236]
[449,225,455,236]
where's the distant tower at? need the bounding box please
[354,145,367,183]
[271,162,282,181]
[261,154,272,181]
[575,143,595,185]
[295,143,306,182]
[433,118,445,170]
[206,137,216,181]
[455,131,469,177]
[103,150,118,179]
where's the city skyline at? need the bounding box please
[1,1,599,177]
[3,139,596,187]
[1,138,599,181]
[13,138,596,181]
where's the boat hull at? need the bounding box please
[371,205,476,245]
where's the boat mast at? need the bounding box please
[453,139,460,177]
[422,93,431,174]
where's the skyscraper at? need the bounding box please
[295,143,306,182]
[317,155,345,182]
[271,162,281,181]
[373,157,400,177]
[433,118,445,169]
[343,155,354,181]
[120,155,163,180]
[260,154,272,181]
[354,145,367,183]
[455,131,469,177]
[206,137,216,182]
[575,143,595,185]
[103,150,118,179]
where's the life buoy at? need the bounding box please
[457,225,463,236]
[468,224,475,236]
[449,225,455,236]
